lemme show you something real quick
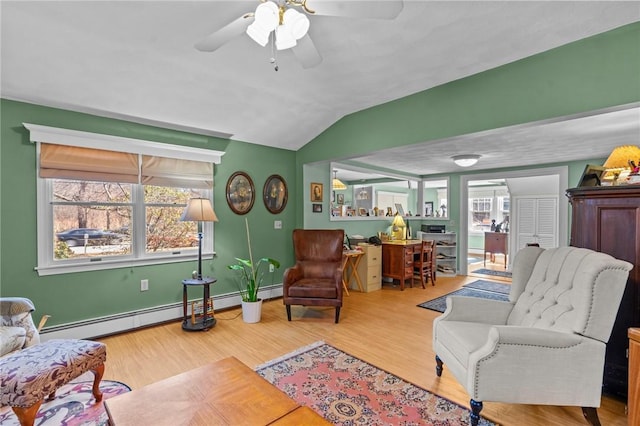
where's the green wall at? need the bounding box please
[297,22,639,167]
[0,99,296,326]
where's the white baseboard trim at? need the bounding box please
[40,285,283,341]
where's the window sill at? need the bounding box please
[35,252,216,276]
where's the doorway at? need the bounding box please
[459,166,568,275]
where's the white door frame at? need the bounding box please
[459,166,568,275]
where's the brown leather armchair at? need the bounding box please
[283,229,345,323]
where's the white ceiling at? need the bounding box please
[2,1,639,176]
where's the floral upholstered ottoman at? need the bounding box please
[0,339,106,426]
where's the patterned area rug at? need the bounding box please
[471,268,512,278]
[417,283,510,313]
[255,341,496,426]
[0,375,130,426]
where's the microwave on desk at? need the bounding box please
[421,224,445,233]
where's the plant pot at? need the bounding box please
[241,299,262,323]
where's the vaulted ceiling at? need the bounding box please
[2,1,638,175]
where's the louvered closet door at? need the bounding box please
[515,197,558,250]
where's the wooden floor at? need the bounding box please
[98,264,627,426]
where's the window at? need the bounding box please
[470,197,492,232]
[25,123,223,275]
[468,186,510,233]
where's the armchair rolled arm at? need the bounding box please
[437,296,514,325]
[0,297,40,348]
[468,326,603,403]
[0,297,35,316]
[283,265,304,287]
[484,325,585,348]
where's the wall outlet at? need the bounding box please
[140,279,149,291]
[274,220,282,229]
[269,264,275,273]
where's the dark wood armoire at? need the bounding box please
[566,185,640,400]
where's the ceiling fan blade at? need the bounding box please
[194,14,254,52]
[292,34,323,69]
[303,0,403,19]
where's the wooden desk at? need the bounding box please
[105,356,328,425]
[484,232,508,269]
[342,250,364,295]
[381,240,422,290]
[629,328,640,426]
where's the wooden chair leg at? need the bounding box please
[286,305,292,321]
[334,307,341,323]
[582,407,601,426]
[91,363,105,402]
[12,401,42,426]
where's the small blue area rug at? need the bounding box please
[417,280,510,313]
[472,268,512,278]
[463,279,511,294]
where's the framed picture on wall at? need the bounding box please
[312,203,322,213]
[336,193,344,205]
[424,201,434,217]
[226,171,255,215]
[311,182,323,202]
[263,174,288,214]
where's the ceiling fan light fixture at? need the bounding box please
[452,154,481,167]
[254,1,279,31]
[284,9,310,40]
[275,25,296,50]
[246,22,270,46]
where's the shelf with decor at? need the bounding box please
[420,232,457,276]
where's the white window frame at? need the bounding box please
[24,123,224,276]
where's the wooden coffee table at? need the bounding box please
[105,356,329,425]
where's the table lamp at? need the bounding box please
[180,198,218,279]
[391,214,406,240]
[603,145,640,185]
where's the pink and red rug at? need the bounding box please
[0,375,130,426]
[255,341,497,425]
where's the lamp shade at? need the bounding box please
[391,214,406,229]
[452,154,481,167]
[390,214,406,240]
[603,145,640,169]
[253,1,279,31]
[283,8,309,40]
[275,25,296,50]
[180,198,218,222]
[246,22,271,46]
[332,170,347,190]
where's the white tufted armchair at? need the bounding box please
[433,246,633,426]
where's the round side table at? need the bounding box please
[181,277,217,331]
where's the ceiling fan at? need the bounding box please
[194,0,404,69]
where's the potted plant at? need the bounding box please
[228,218,280,323]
